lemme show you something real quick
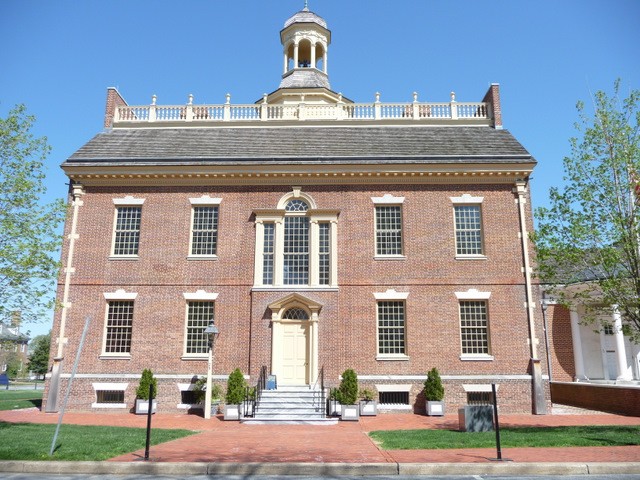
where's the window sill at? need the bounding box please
[376,355,410,361]
[91,403,127,409]
[252,286,339,292]
[187,255,218,261]
[460,354,494,361]
[455,255,487,261]
[181,355,208,361]
[99,354,131,360]
[374,255,406,261]
[109,255,139,261]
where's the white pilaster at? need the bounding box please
[569,309,588,380]
[613,306,632,380]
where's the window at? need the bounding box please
[254,189,338,288]
[379,391,409,405]
[454,205,483,255]
[372,194,405,258]
[183,291,219,358]
[92,382,127,408]
[459,300,490,355]
[451,194,485,258]
[111,196,144,257]
[185,301,215,355]
[189,196,222,258]
[604,324,614,335]
[104,301,134,354]
[374,289,409,359]
[377,301,406,355]
[375,206,403,255]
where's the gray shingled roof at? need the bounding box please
[65,126,533,165]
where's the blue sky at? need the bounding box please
[1,0,639,337]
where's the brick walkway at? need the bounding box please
[1,408,639,464]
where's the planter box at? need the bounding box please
[458,405,494,432]
[359,400,377,416]
[328,400,342,417]
[340,404,359,421]
[134,399,157,415]
[426,400,445,416]
[224,403,241,420]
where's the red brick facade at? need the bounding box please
[44,181,549,414]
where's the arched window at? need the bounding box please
[254,189,339,288]
[282,307,309,320]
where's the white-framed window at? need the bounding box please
[374,289,409,359]
[101,290,137,357]
[450,194,484,258]
[455,289,492,360]
[372,194,405,258]
[254,188,339,288]
[189,196,222,258]
[92,382,128,409]
[182,290,218,358]
[111,196,145,257]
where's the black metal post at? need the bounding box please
[144,382,153,461]
[492,383,502,460]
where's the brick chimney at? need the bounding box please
[11,311,21,330]
[482,83,503,129]
[104,87,128,129]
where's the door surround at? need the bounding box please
[269,293,321,385]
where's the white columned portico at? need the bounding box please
[612,306,632,380]
[569,308,588,380]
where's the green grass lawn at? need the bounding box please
[0,422,197,461]
[0,389,43,411]
[369,425,640,450]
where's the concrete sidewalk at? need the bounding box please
[1,407,639,476]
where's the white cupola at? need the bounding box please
[279,2,331,90]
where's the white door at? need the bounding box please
[280,322,308,385]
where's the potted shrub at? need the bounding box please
[359,387,378,416]
[224,368,246,420]
[424,367,445,416]
[135,368,158,415]
[337,369,359,421]
[194,376,223,415]
[328,387,342,417]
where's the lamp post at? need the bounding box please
[203,321,219,420]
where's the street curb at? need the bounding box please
[1,461,640,476]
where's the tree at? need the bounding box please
[534,80,640,342]
[0,105,66,326]
[27,332,51,377]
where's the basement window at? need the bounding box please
[375,384,412,409]
[92,382,127,409]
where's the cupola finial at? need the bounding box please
[303,0,309,11]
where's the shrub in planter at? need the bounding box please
[359,387,377,416]
[337,369,359,421]
[224,368,247,420]
[135,369,158,415]
[424,367,445,416]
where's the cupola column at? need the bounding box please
[310,42,316,69]
[293,42,299,70]
[283,49,288,75]
[323,47,328,74]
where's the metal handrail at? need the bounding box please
[244,365,267,417]
[311,366,326,417]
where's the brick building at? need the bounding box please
[43,6,549,415]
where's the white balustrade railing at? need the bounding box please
[114,98,491,124]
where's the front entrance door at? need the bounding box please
[281,322,308,385]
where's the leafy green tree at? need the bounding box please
[27,332,51,377]
[534,80,640,342]
[0,105,66,326]
[4,351,23,379]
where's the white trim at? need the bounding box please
[92,382,127,390]
[450,194,484,204]
[371,194,405,204]
[183,290,219,301]
[463,384,498,392]
[374,289,409,300]
[113,196,145,205]
[460,354,495,361]
[189,195,222,205]
[375,384,412,392]
[359,374,533,381]
[454,288,491,300]
[104,289,138,300]
[376,355,410,361]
